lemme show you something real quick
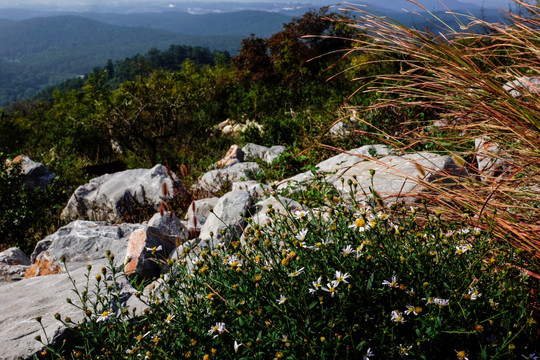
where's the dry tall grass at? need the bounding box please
[338,0,540,256]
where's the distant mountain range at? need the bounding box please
[0,1,518,106]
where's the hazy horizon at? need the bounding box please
[0,0,517,10]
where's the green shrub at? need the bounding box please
[0,156,66,254]
[39,182,538,359]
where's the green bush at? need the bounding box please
[39,182,538,359]
[0,156,66,254]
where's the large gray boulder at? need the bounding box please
[278,149,465,203]
[232,180,268,197]
[316,144,391,173]
[332,152,465,202]
[199,190,252,247]
[475,136,512,181]
[9,155,55,189]
[242,143,286,164]
[30,220,144,267]
[197,162,260,194]
[249,196,303,228]
[0,260,142,360]
[123,212,188,279]
[61,164,178,223]
[185,197,220,233]
[277,145,391,192]
[1,221,147,359]
[0,247,31,282]
[503,76,540,98]
[148,211,188,246]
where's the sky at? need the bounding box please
[0,0,518,11]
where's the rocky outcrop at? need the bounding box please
[197,162,260,194]
[199,190,252,247]
[331,152,465,202]
[475,136,512,181]
[216,144,244,168]
[0,247,31,282]
[249,196,303,228]
[278,148,464,203]
[8,155,55,189]
[503,76,540,98]
[0,143,476,360]
[29,220,144,272]
[185,197,220,234]
[61,164,178,223]
[242,143,286,164]
[0,260,141,360]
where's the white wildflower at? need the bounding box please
[145,245,163,252]
[289,267,305,277]
[309,276,322,294]
[335,270,351,284]
[349,216,370,232]
[342,245,354,257]
[363,347,374,360]
[295,228,308,241]
[382,275,398,288]
[322,280,339,297]
[467,287,482,300]
[96,310,110,322]
[294,210,309,219]
[208,322,226,337]
[391,310,406,324]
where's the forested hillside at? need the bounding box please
[0,2,513,106]
[0,7,368,183]
[81,10,290,37]
[0,12,289,106]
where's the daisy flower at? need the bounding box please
[391,310,406,324]
[455,245,471,255]
[208,322,226,337]
[295,228,308,241]
[322,281,339,297]
[382,275,398,288]
[289,267,305,277]
[342,245,354,257]
[467,287,482,300]
[145,245,163,252]
[363,347,374,360]
[277,295,287,305]
[294,210,309,220]
[404,305,418,316]
[399,344,412,356]
[434,298,450,306]
[96,310,110,322]
[309,276,322,294]
[335,270,351,284]
[456,350,468,360]
[349,216,370,232]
